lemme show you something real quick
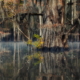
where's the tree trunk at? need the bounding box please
[13,21,16,41]
[41,28,69,49]
[39,0,69,50]
[61,34,69,48]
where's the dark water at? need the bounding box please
[0,42,80,80]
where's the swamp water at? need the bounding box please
[0,42,80,80]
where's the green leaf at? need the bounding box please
[33,34,41,39]
[27,40,32,45]
[32,41,38,46]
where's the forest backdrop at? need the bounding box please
[0,0,80,49]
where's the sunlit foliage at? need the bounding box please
[27,53,43,65]
[27,34,44,48]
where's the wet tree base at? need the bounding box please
[36,47,69,52]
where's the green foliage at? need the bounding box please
[33,34,41,39]
[24,53,44,65]
[32,38,44,48]
[32,41,41,48]
[27,40,32,45]
[27,53,43,60]
[27,34,44,48]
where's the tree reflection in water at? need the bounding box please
[16,50,80,80]
[0,42,80,80]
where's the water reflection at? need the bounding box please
[0,42,80,80]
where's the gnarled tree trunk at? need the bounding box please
[40,0,68,49]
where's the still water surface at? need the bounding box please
[0,42,80,80]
